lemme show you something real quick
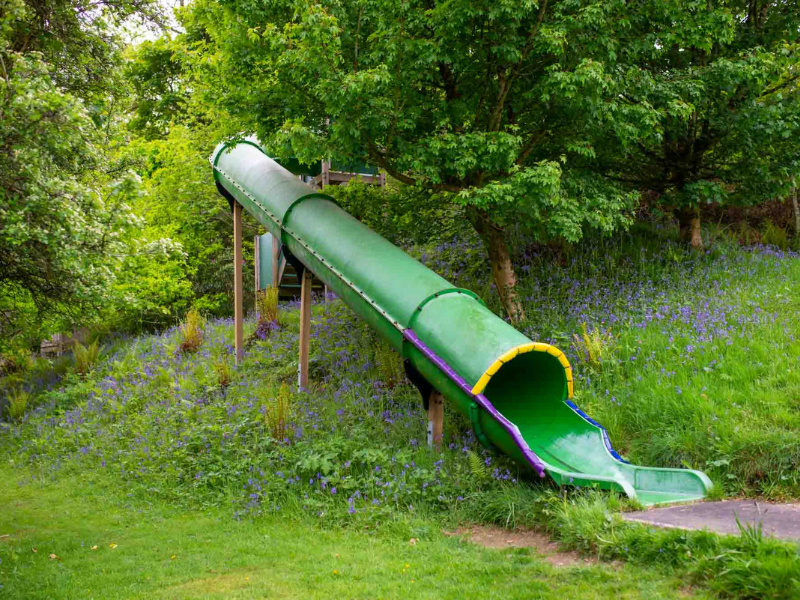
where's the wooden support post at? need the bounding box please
[298,268,313,389]
[254,234,260,315]
[321,159,330,189]
[271,235,280,288]
[233,203,244,366]
[427,391,444,450]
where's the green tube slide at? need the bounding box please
[211,139,712,506]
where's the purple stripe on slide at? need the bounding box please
[403,329,547,478]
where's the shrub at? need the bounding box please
[264,383,294,441]
[73,340,100,375]
[572,322,616,371]
[179,308,204,353]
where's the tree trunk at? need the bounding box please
[466,208,525,322]
[791,180,800,237]
[677,207,703,249]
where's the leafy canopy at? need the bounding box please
[594,0,800,210]
[182,0,637,241]
[0,0,163,349]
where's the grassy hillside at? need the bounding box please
[2,227,800,598]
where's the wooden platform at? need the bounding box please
[310,159,386,189]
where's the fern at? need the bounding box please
[256,286,279,323]
[179,309,204,354]
[74,340,100,375]
[762,220,790,250]
[372,338,404,387]
[572,322,616,371]
[468,451,489,482]
[212,353,232,388]
[6,386,30,421]
[265,383,294,441]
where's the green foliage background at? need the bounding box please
[1,0,799,350]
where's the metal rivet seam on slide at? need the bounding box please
[215,167,284,226]
[214,165,406,331]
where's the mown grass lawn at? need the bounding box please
[0,467,707,600]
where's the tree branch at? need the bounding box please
[366,141,463,193]
[487,0,548,132]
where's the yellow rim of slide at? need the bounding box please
[471,343,574,398]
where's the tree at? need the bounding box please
[179,0,637,321]
[122,28,261,319]
[126,37,190,140]
[593,0,800,248]
[0,0,162,349]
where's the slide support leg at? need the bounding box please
[298,268,313,389]
[271,235,280,288]
[233,202,244,366]
[427,391,444,450]
[254,234,260,315]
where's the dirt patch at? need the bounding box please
[452,525,596,567]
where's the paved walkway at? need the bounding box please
[623,500,800,540]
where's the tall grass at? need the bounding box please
[466,487,800,599]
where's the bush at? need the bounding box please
[178,308,204,353]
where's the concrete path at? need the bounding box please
[623,500,800,540]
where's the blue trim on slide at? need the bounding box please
[565,400,630,464]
